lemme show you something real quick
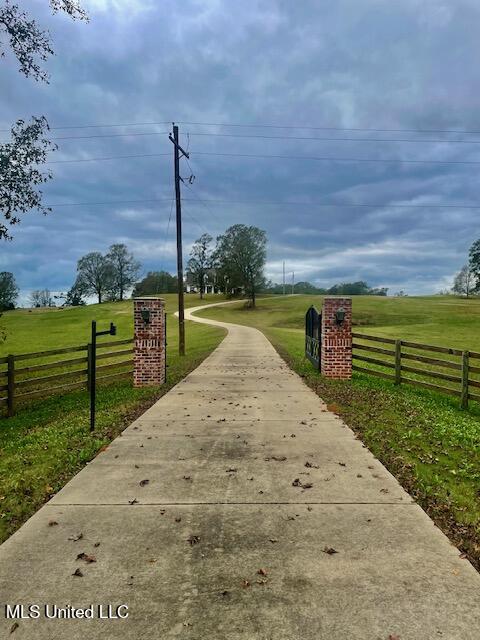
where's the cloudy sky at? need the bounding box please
[2,0,480,301]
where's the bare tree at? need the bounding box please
[106,243,141,301]
[29,288,53,307]
[76,252,115,304]
[452,264,475,298]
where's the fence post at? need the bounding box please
[394,340,402,385]
[461,350,469,409]
[7,354,15,417]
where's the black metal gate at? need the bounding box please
[305,305,321,370]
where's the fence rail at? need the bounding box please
[352,332,480,409]
[0,338,134,417]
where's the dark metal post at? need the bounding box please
[89,321,116,431]
[90,321,96,431]
[170,123,189,357]
[7,354,14,418]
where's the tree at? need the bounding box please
[0,271,18,309]
[106,243,141,301]
[187,234,213,299]
[65,279,86,306]
[76,252,115,304]
[452,264,475,297]
[0,1,88,239]
[133,271,178,296]
[0,117,56,240]
[29,288,53,307]
[215,225,266,307]
[469,240,480,292]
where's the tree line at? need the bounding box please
[263,280,388,296]
[0,243,141,310]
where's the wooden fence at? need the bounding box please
[352,332,480,409]
[0,338,134,417]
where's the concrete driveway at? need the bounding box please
[1,301,479,639]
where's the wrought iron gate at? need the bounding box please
[305,305,321,370]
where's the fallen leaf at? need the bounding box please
[94,542,101,547]
[139,479,149,487]
[323,546,338,555]
[48,520,58,527]
[305,461,319,469]
[187,535,200,545]
[76,552,96,563]
[175,517,182,523]
[68,533,83,541]
[388,635,401,640]
[272,456,287,462]
[10,622,19,634]
[257,568,268,576]
[269,538,278,543]
[226,468,237,473]
[72,568,84,577]
[129,498,138,505]
[241,579,250,588]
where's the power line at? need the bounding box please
[4,118,480,136]
[42,196,480,210]
[187,131,480,145]
[176,120,480,136]
[46,152,171,164]
[5,130,480,145]
[0,121,172,133]
[0,148,476,168]
[158,196,175,276]
[0,131,170,143]
[44,197,173,207]
[192,150,480,166]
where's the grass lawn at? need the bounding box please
[198,295,480,570]
[0,294,226,544]
[0,293,226,356]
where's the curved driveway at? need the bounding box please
[1,301,479,639]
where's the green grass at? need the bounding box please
[0,295,226,544]
[198,295,480,569]
[0,293,226,356]
[197,293,480,348]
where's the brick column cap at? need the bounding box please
[323,296,352,301]
[134,296,165,301]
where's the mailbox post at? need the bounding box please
[89,320,116,432]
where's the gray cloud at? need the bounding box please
[2,0,480,298]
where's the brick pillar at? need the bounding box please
[321,297,352,379]
[133,297,166,387]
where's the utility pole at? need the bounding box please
[169,123,189,356]
[283,261,286,295]
[291,271,295,295]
